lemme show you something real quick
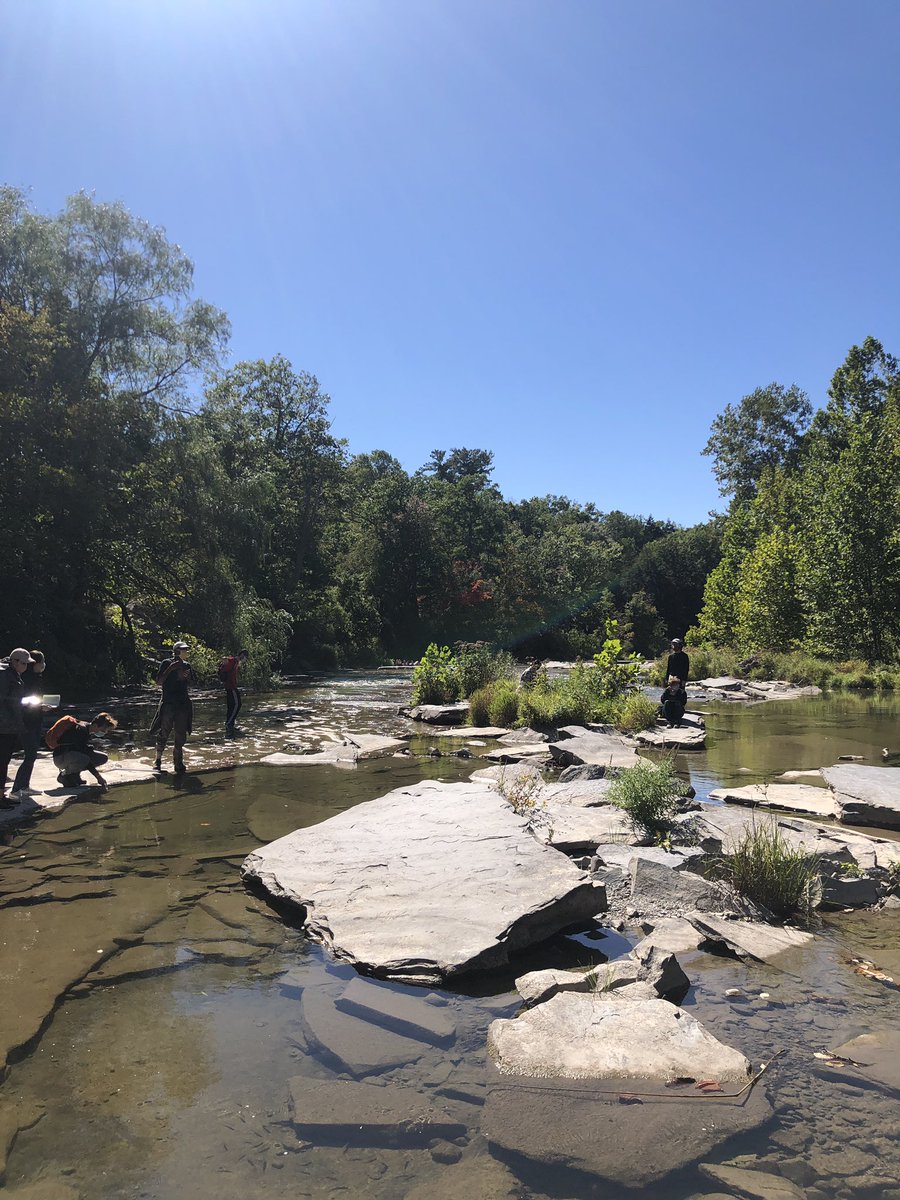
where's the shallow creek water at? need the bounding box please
[2,675,899,1198]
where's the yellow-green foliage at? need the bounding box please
[616,691,659,733]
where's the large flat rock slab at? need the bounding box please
[261,732,408,768]
[299,986,427,1077]
[538,803,634,851]
[630,712,706,750]
[335,976,456,1047]
[822,764,900,830]
[0,756,159,828]
[548,730,639,771]
[481,1076,771,1189]
[481,744,552,765]
[242,779,605,983]
[287,1077,465,1145]
[710,782,840,819]
[487,992,751,1082]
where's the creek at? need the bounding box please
[1,673,899,1199]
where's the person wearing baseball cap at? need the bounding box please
[150,641,196,775]
[1,648,35,807]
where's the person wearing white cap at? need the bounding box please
[0,647,35,808]
[150,641,196,774]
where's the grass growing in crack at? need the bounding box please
[711,817,821,919]
[606,758,688,838]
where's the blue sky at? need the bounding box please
[3,0,899,524]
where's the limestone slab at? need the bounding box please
[710,783,839,819]
[487,993,751,1082]
[691,915,814,962]
[634,917,706,955]
[548,731,639,771]
[287,1076,465,1144]
[822,764,900,830]
[481,1076,771,1189]
[429,725,507,738]
[335,976,456,1047]
[539,803,633,851]
[400,703,470,724]
[631,712,706,750]
[699,1164,805,1200]
[242,779,605,982]
[481,744,551,765]
[300,986,427,1077]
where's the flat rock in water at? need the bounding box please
[630,712,706,750]
[469,763,544,787]
[496,724,554,744]
[287,1076,465,1145]
[821,764,900,830]
[262,733,408,767]
[828,1029,900,1091]
[335,976,456,1047]
[481,1076,771,1189]
[400,702,469,724]
[698,676,745,691]
[548,731,639,771]
[481,744,552,765]
[710,783,839,819]
[300,986,427,1076]
[242,779,605,982]
[429,725,507,738]
[691,915,814,962]
[488,992,750,1081]
[699,1163,806,1200]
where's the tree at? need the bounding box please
[703,382,812,501]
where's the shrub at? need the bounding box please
[411,644,460,705]
[711,818,820,919]
[456,644,516,697]
[488,679,520,727]
[616,691,660,733]
[607,759,688,837]
[468,684,494,726]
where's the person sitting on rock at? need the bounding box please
[660,678,687,728]
[51,712,118,791]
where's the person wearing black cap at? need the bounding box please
[12,650,47,798]
[0,648,34,807]
[151,641,196,774]
[664,639,690,687]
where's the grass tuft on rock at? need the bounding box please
[711,818,820,919]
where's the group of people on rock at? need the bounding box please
[0,641,249,807]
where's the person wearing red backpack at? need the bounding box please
[219,649,249,734]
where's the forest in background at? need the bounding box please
[2,189,893,692]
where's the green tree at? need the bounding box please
[703,382,811,501]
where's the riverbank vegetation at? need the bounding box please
[1,189,720,690]
[5,188,900,694]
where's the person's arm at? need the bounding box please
[157,660,180,686]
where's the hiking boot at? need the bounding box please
[173,762,187,775]
[153,758,163,772]
[62,774,84,788]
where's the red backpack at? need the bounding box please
[217,656,232,684]
[46,714,78,751]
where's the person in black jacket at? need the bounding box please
[12,650,46,798]
[151,641,196,773]
[0,648,33,808]
[664,638,690,687]
[52,712,118,790]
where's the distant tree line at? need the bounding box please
[1,188,722,689]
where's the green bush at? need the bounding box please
[488,679,520,727]
[711,818,820,919]
[456,644,516,697]
[411,644,461,705]
[607,759,688,837]
[468,684,493,726]
[616,691,660,733]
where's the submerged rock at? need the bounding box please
[242,779,606,983]
[698,1163,806,1199]
[287,1076,465,1145]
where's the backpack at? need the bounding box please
[46,714,78,751]
[217,656,232,684]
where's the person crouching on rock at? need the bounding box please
[660,678,687,728]
[52,712,118,791]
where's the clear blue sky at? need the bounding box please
[3,0,899,524]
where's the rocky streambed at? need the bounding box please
[2,675,900,1199]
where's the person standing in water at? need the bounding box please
[12,650,46,798]
[220,648,249,734]
[152,641,196,774]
